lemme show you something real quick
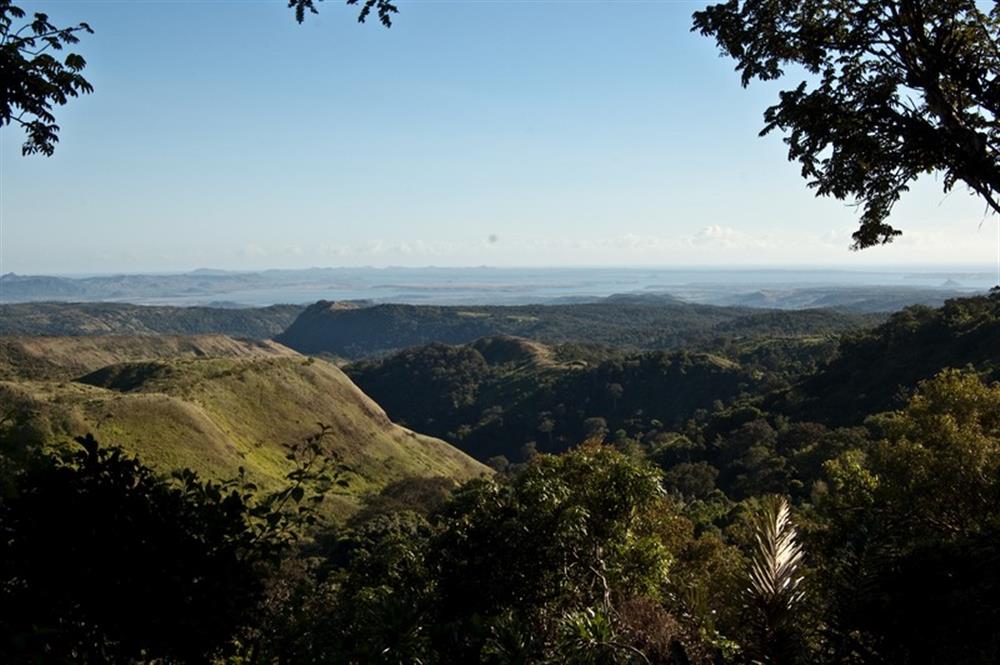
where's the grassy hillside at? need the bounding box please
[277,299,877,359]
[1,347,487,517]
[0,334,296,381]
[0,302,302,338]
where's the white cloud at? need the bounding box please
[689,225,771,249]
[240,243,268,258]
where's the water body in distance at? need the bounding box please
[0,266,994,310]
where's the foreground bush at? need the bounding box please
[0,433,330,663]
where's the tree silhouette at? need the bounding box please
[1,0,397,157]
[289,0,398,26]
[694,0,1000,249]
[0,1,93,156]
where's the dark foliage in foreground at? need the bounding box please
[249,444,726,664]
[0,435,265,661]
[0,431,336,663]
[249,371,1000,664]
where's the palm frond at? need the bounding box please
[747,496,805,615]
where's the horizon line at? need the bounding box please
[6,262,1000,278]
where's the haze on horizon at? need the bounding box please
[2,0,998,275]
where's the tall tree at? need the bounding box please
[694,1,1000,249]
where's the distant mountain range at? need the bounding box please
[0,270,309,303]
[699,285,975,312]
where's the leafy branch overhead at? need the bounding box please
[0,1,94,156]
[694,0,1000,249]
[1,1,398,158]
[289,0,399,26]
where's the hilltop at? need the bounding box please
[0,302,302,338]
[1,339,487,517]
[277,298,878,359]
[0,334,295,381]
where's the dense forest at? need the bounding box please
[780,294,1000,424]
[348,294,1000,466]
[342,308,863,463]
[347,338,759,461]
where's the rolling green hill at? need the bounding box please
[0,302,302,338]
[1,339,487,517]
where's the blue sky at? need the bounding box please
[1,0,996,274]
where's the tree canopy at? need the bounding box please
[818,369,1000,662]
[694,0,1000,248]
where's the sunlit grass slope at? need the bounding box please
[1,338,488,517]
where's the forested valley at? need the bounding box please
[3,294,1000,663]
